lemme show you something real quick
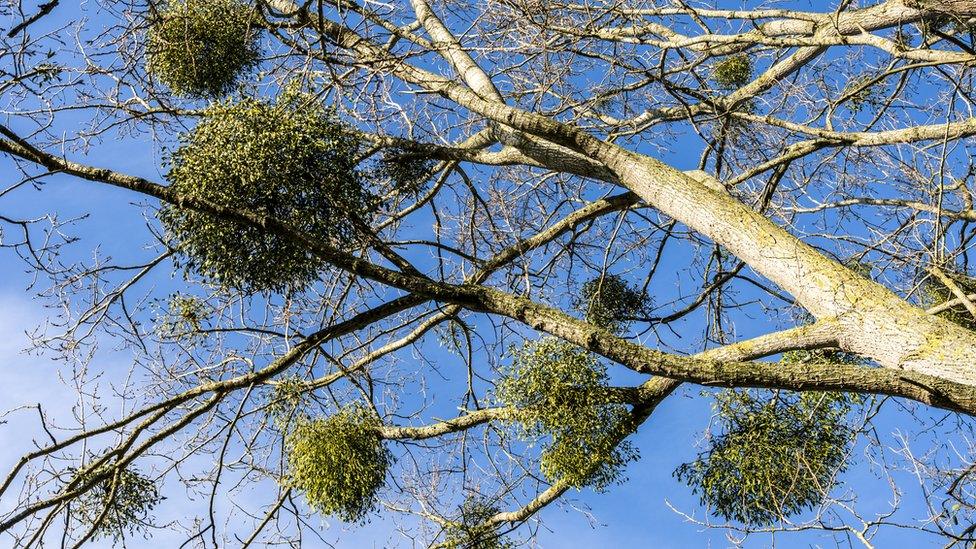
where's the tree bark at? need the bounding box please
[601,150,976,384]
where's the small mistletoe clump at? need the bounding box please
[712,54,752,90]
[146,0,261,98]
[159,92,375,293]
[156,293,209,340]
[918,14,975,39]
[675,350,862,526]
[575,274,649,334]
[443,496,514,549]
[73,467,162,542]
[375,147,436,197]
[266,376,311,426]
[843,76,886,114]
[920,269,976,331]
[285,404,392,522]
[496,338,637,490]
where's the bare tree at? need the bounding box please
[2,0,976,546]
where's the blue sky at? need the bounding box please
[0,138,950,547]
[0,1,971,547]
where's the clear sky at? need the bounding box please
[0,1,968,547]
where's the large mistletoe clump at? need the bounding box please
[159,91,375,293]
[676,350,863,526]
[285,404,392,522]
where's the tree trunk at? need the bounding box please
[603,149,976,384]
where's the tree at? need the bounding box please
[2,0,976,546]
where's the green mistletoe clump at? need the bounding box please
[712,54,752,90]
[843,76,886,114]
[156,293,209,340]
[496,338,637,490]
[575,274,649,333]
[146,0,261,98]
[442,496,514,549]
[285,404,392,522]
[159,92,375,293]
[73,467,162,541]
[675,350,862,526]
[266,376,311,426]
[920,269,976,331]
[375,147,437,197]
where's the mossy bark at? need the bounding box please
[603,150,976,384]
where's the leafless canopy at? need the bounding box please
[2,0,976,546]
